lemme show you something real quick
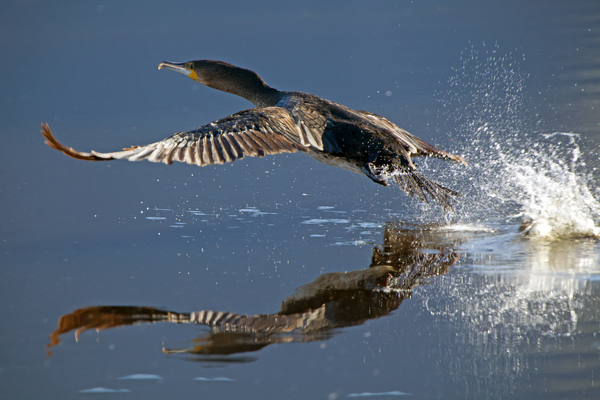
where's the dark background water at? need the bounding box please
[2,1,600,399]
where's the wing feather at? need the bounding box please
[275,96,327,150]
[216,135,233,163]
[239,132,265,157]
[40,107,309,167]
[128,146,155,161]
[147,145,165,163]
[207,136,220,164]
[357,110,467,165]
[203,136,215,164]
[225,133,244,159]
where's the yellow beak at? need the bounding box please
[158,61,198,80]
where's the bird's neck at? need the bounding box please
[228,81,282,108]
[202,64,283,107]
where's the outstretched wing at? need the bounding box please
[41,107,309,166]
[356,110,467,165]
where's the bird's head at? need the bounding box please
[158,59,278,106]
[158,59,267,90]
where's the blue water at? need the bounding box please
[2,1,600,399]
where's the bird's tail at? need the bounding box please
[391,168,460,211]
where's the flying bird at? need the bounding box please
[41,59,466,209]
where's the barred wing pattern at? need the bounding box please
[276,96,332,151]
[184,307,328,335]
[41,107,309,167]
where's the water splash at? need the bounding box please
[435,43,600,240]
[508,133,600,238]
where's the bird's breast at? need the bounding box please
[307,150,363,176]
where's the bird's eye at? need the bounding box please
[188,63,194,70]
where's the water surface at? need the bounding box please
[1,1,600,399]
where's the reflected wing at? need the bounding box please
[41,107,309,166]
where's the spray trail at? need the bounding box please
[434,43,600,239]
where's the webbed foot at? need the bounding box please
[361,162,389,186]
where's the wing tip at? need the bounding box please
[451,154,468,166]
[40,123,109,161]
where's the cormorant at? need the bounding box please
[41,59,466,209]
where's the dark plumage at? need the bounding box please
[41,59,466,209]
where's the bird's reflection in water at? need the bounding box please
[47,222,460,360]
